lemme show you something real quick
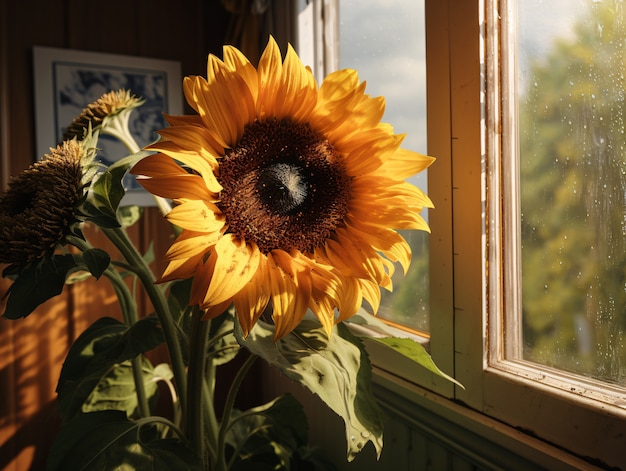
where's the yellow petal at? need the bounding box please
[201,299,233,320]
[318,69,361,102]
[165,230,222,260]
[156,126,222,166]
[136,173,214,201]
[185,75,231,149]
[183,75,202,114]
[270,250,312,340]
[132,152,187,177]
[233,254,271,338]
[275,44,317,122]
[158,255,202,283]
[201,234,261,307]
[133,153,218,201]
[335,275,362,322]
[344,133,405,176]
[164,112,204,127]
[344,222,413,275]
[256,36,283,120]
[360,279,382,315]
[323,235,370,279]
[382,148,435,179]
[166,200,225,233]
[205,54,256,142]
[222,45,259,103]
[308,260,341,337]
[146,141,222,194]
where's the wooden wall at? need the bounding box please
[0,1,254,469]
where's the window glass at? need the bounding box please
[518,0,626,384]
[339,0,429,332]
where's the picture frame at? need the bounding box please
[33,46,183,206]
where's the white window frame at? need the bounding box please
[296,0,626,468]
[483,0,626,467]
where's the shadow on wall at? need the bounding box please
[0,271,120,470]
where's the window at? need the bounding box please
[487,0,626,466]
[297,1,626,468]
[516,0,626,386]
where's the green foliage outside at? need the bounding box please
[380,230,429,333]
[520,2,626,384]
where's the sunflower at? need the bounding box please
[0,136,98,266]
[63,89,144,146]
[132,36,434,340]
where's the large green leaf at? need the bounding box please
[82,358,159,418]
[1,255,76,319]
[46,410,202,471]
[56,316,164,421]
[235,319,384,461]
[1,251,110,320]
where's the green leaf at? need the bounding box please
[369,337,464,389]
[2,250,116,318]
[236,319,384,461]
[81,248,111,280]
[2,255,79,319]
[46,410,202,471]
[56,316,164,421]
[347,309,463,388]
[82,357,159,418]
[227,394,308,470]
[82,151,151,228]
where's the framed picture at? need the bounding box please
[33,46,183,206]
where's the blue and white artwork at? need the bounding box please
[53,62,169,190]
[34,47,182,206]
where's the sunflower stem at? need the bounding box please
[187,307,210,463]
[204,360,220,460]
[215,354,257,471]
[102,111,140,154]
[102,226,188,419]
[105,267,151,420]
[67,235,151,418]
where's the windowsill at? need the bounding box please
[371,367,604,470]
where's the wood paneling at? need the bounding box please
[0,1,236,469]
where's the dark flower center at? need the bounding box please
[257,163,308,215]
[217,118,352,254]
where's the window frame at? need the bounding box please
[446,0,626,467]
[298,0,626,468]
